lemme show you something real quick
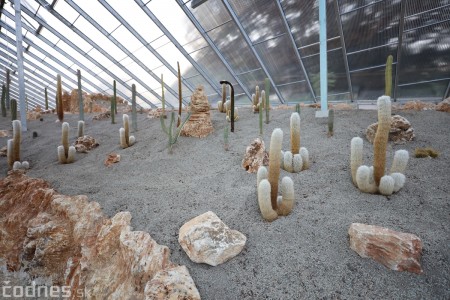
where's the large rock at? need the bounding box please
[436,97,450,112]
[241,138,269,173]
[366,115,415,144]
[348,223,423,274]
[74,135,99,153]
[181,85,214,138]
[179,211,246,266]
[144,266,201,300]
[0,172,200,299]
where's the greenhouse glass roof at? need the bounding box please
[1,0,449,110]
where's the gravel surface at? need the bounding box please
[1,107,449,299]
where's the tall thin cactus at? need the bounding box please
[56,74,64,122]
[11,99,17,121]
[385,55,393,97]
[77,69,84,121]
[131,84,137,132]
[111,80,116,124]
[45,87,48,110]
[161,74,166,116]
[5,69,10,110]
[1,84,6,117]
[177,61,182,127]
[265,78,270,124]
[161,111,191,154]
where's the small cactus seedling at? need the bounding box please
[7,120,21,169]
[77,120,84,138]
[160,111,191,154]
[56,74,64,122]
[120,114,135,149]
[280,112,309,173]
[350,96,409,195]
[58,122,76,164]
[257,128,296,222]
[328,109,334,137]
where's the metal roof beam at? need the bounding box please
[175,0,252,101]
[221,0,286,104]
[393,0,406,101]
[0,73,45,108]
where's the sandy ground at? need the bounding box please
[0,107,449,299]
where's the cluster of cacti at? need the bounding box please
[1,84,6,117]
[12,161,29,170]
[56,74,64,122]
[217,83,227,113]
[280,112,309,173]
[161,111,191,153]
[131,84,137,132]
[77,69,84,121]
[385,55,393,97]
[111,80,117,124]
[11,99,17,121]
[257,128,295,221]
[7,120,22,169]
[120,114,135,149]
[58,122,76,164]
[328,109,334,137]
[265,78,270,124]
[351,96,409,196]
[252,86,265,113]
[226,101,239,122]
[77,120,84,138]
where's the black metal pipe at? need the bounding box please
[220,80,234,132]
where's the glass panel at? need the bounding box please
[278,82,311,103]
[147,0,203,45]
[133,46,166,71]
[229,0,285,44]
[405,0,450,17]
[155,42,197,77]
[208,21,260,73]
[340,0,401,52]
[298,38,342,57]
[185,75,217,96]
[254,35,305,85]
[399,21,450,84]
[404,5,450,31]
[76,1,121,33]
[183,37,208,54]
[398,80,448,99]
[188,0,232,32]
[347,44,398,71]
[338,0,380,14]
[53,0,80,24]
[350,65,397,99]
[110,25,145,53]
[236,69,267,97]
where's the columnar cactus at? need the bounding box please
[160,75,166,116]
[120,114,135,149]
[385,55,393,97]
[131,84,137,132]
[56,74,64,122]
[350,96,409,195]
[177,61,182,127]
[77,69,84,121]
[1,84,6,117]
[57,122,76,164]
[259,100,263,135]
[265,78,270,124]
[11,99,17,121]
[161,111,191,154]
[252,86,261,113]
[77,120,84,138]
[257,128,296,221]
[111,80,117,124]
[218,83,227,113]
[295,103,301,114]
[45,87,48,110]
[5,69,10,110]
[281,112,309,173]
[7,120,21,169]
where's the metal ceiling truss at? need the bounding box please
[175,0,252,101]
[134,0,223,97]
[66,0,182,107]
[221,0,286,104]
[393,0,406,101]
[0,73,42,109]
[276,0,316,102]
[18,5,152,108]
[32,1,157,108]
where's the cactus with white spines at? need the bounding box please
[281,112,309,173]
[77,120,84,138]
[120,114,135,149]
[7,120,22,169]
[218,83,227,113]
[257,128,296,221]
[58,122,76,164]
[350,96,409,195]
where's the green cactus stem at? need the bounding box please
[385,55,393,97]
[161,74,166,116]
[265,78,270,124]
[295,103,300,114]
[220,81,235,132]
[5,69,10,110]
[160,111,191,154]
[56,74,64,122]
[259,99,263,136]
[45,87,48,110]
[1,84,6,117]
[11,99,17,121]
[131,84,137,132]
[111,80,117,124]
[77,69,84,121]
[177,61,182,127]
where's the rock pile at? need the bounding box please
[181,85,214,138]
[366,115,415,144]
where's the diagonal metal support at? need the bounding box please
[393,0,406,102]
[33,1,159,108]
[0,73,44,108]
[221,0,286,104]
[134,0,223,96]
[334,0,354,102]
[14,0,27,131]
[175,0,252,101]
[444,80,450,100]
[66,0,183,106]
[276,0,316,101]
[18,5,155,108]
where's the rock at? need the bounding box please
[93,111,111,120]
[348,223,423,274]
[104,153,121,167]
[0,172,199,298]
[241,138,269,173]
[144,266,201,300]
[181,85,214,138]
[148,108,168,119]
[401,101,436,111]
[74,135,99,153]
[0,146,7,157]
[366,115,415,144]
[26,111,41,120]
[179,211,246,266]
[436,97,450,112]
[0,130,9,137]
